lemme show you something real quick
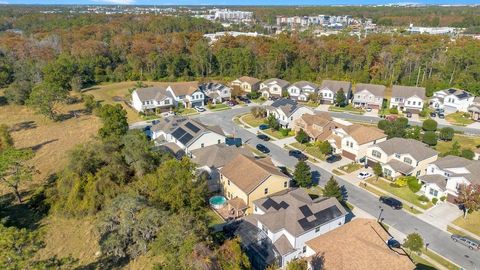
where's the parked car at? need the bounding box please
[406,112,412,118]
[379,196,403,209]
[194,106,206,112]
[326,154,342,163]
[451,235,480,250]
[288,150,308,161]
[227,100,238,107]
[365,107,372,112]
[225,137,242,147]
[386,238,401,249]
[357,171,372,180]
[256,144,270,154]
[430,112,437,118]
[259,124,269,130]
[238,96,251,104]
[436,108,445,114]
[257,134,270,141]
[438,113,445,119]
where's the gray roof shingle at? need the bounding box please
[320,80,352,94]
[374,138,438,161]
[354,83,386,97]
[391,85,426,100]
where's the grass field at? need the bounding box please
[209,104,230,111]
[329,104,365,115]
[241,113,266,127]
[290,142,326,161]
[435,134,480,155]
[446,112,475,126]
[338,163,363,173]
[206,209,225,227]
[263,128,294,140]
[452,211,480,237]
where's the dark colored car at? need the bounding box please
[257,134,270,141]
[451,234,480,250]
[438,113,445,119]
[225,137,242,147]
[379,196,403,209]
[238,96,251,104]
[259,124,269,130]
[406,112,412,118]
[256,144,270,154]
[326,154,342,163]
[430,112,437,118]
[387,238,401,249]
[288,150,308,161]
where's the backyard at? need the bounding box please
[446,112,475,126]
[452,211,480,237]
[290,142,326,161]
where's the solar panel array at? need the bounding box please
[261,198,289,211]
[297,205,343,231]
[185,122,200,133]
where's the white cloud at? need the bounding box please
[0,1,9,4]
[97,0,135,4]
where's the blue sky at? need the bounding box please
[2,0,480,5]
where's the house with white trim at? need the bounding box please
[468,97,480,122]
[389,85,426,113]
[199,82,231,104]
[260,78,290,99]
[318,80,352,105]
[429,88,475,112]
[266,98,314,128]
[166,82,205,108]
[352,83,386,109]
[231,76,261,93]
[131,87,176,113]
[287,81,318,101]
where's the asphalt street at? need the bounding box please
[194,107,480,270]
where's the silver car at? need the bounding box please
[451,234,480,250]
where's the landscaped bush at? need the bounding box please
[422,119,438,131]
[393,177,408,187]
[295,129,309,144]
[280,128,290,137]
[389,107,398,114]
[440,196,446,202]
[207,102,214,109]
[246,91,260,99]
[439,127,455,141]
[422,131,438,146]
[432,198,438,205]
[418,195,430,202]
[407,177,422,193]
[318,141,332,155]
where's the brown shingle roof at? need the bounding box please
[343,124,386,145]
[354,83,386,97]
[191,144,253,168]
[167,81,200,96]
[236,76,260,85]
[263,78,290,88]
[306,218,415,270]
[220,155,286,194]
[320,80,352,94]
[392,85,426,100]
[419,174,448,190]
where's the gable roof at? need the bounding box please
[342,124,386,145]
[199,82,230,93]
[391,85,426,100]
[269,98,306,117]
[191,144,253,168]
[354,83,386,97]
[167,81,200,96]
[235,76,260,85]
[432,156,480,184]
[220,155,287,194]
[438,88,472,100]
[291,81,318,89]
[262,78,290,88]
[134,87,173,102]
[320,80,352,94]
[419,174,447,190]
[373,138,438,161]
[253,188,347,237]
[306,218,415,270]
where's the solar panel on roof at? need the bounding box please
[297,205,343,231]
[179,133,194,145]
[299,205,313,217]
[171,127,187,140]
[185,122,200,133]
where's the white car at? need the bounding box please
[194,106,206,112]
[357,171,372,179]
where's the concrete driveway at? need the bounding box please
[364,109,379,117]
[418,203,462,231]
[466,122,480,129]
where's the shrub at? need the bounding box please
[389,107,399,114]
[422,119,438,131]
[394,177,408,187]
[377,120,389,130]
[461,149,474,160]
[246,91,260,99]
[432,198,438,205]
[440,196,446,202]
[418,195,430,202]
[280,128,290,137]
[407,177,422,193]
[295,129,309,144]
[318,141,332,155]
[207,102,214,109]
[422,131,438,146]
[439,127,454,141]
[419,108,428,118]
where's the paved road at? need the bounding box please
[194,107,480,270]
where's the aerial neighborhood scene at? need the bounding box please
[1,1,480,270]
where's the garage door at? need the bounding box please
[447,194,458,204]
[342,150,356,160]
[191,101,203,107]
[366,158,378,168]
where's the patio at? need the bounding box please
[215,197,248,220]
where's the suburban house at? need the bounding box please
[318,80,352,104]
[219,154,290,216]
[329,124,387,162]
[353,83,386,109]
[292,112,344,142]
[191,144,253,192]
[260,78,290,99]
[131,87,176,113]
[266,98,314,128]
[366,138,438,179]
[468,97,480,121]
[231,76,261,93]
[429,88,475,112]
[166,82,205,108]
[389,85,426,113]
[419,156,480,203]
[199,82,231,104]
[151,116,226,156]
[305,218,415,270]
[236,188,347,268]
[286,81,318,101]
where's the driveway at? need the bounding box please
[364,109,379,117]
[316,104,330,112]
[466,122,480,129]
[418,203,463,231]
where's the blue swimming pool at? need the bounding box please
[209,195,227,209]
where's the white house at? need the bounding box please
[131,87,176,113]
[318,80,352,105]
[429,88,475,112]
[266,98,314,128]
[389,85,426,113]
[199,82,231,104]
[260,78,290,99]
[419,156,480,202]
[231,76,261,93]
[236,189,347,268]
[166,82,205,108]
[151,116,226,156]
[352,83,386,109]
[287,81,318,101]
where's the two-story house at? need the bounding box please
[260,78,290,99]
[419,156,480,203]
[219,154,291,216]
[318,80,352,105]
[199,82,231,104]
[151,116,226,156]
[468,97,480,121]
[231,76,261,93]
[286,81,318,101]
[266,98,314,128]
[237,188,347,268]
[389,85,426,113]
[292,112,344,142]
[353,83,386,109]
[131,87,176,113]
[429,88,475,112]
[167,82,205,108]
[366,138,438,179]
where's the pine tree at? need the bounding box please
[323,177,343,201]
[293,160,312,187]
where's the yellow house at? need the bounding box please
[219,154,290,215]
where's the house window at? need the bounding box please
[264,188,268,195]
[429,188,438,197]
[284,181,288,188]
[315,226,320,233]
[218,139,221,144]
[416,171,421,177]
[262,224,267,233]
[404,157,412,165]
[228,180,230,186]
[164,99,170,105]
[255,206,258,212]
[201,143,204,148]
[372,150,382,158]
[383,168,392,177]
[302,246,307,253]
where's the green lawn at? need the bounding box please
[328,104,365,115]
[452,211,480,237]
[298,101,319,108]
[332,169,345,176]
[290,142,326,161]
[365,178,433,210]
[241,113,265,127]
[435,134,480,156]
[178,108,199,116]
[263,128,294,140]
[245,144,266,157]
[446,112,475,126]
[423,249,460,270]
[251,98,266,104]
[307,186,324,199]
[338,163,363,173]
[206,209,224,227]
[209,104,231,111]
[360,182,387,197]
[447,225,470,237]
[409,251,437,270]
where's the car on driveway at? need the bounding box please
[256,144,270,154]
[194,106,206,112]
[430,112,437,118]
[326,154,342,163]
[288,150,308,161]
[259,124,269,130]
[451,235,480,250]
[227,100,238,107]
[379,196,403,209]
[238,96,251,104]
[438,113,445,119]
[357,171,372,179]
[257,134,270,141]
[406,112,412,118]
